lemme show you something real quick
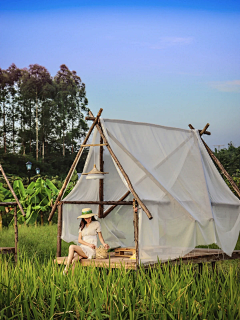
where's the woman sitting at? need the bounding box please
[64,208,109,274]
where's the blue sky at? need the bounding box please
[1,0,239,149]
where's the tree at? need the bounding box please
[53,64,89,156]
[20,64,53,160]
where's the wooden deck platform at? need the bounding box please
[0,247,15,254]
[55,248,240,270]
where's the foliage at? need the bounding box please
[0,63,89,159]
[214,142,240,177]
[214,142,240,198]
[0,250,239,319]
[0,224,70,260]
[0,173,78,227]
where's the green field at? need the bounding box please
[0,225,240,319]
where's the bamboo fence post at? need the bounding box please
[89,113,152,220]
[189,124,240,198]
[48,108,103,222]
[99,136,104,218]
[103,191,130,218]
[57,203,63,257]
[0,211,2,231]
[133,199,139,271]
[0,165,25,217]
[14,205,18,263]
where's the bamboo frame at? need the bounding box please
[133,199,139,270]
[81,143,108,147]
[14,205,18,263]
[0,165,25,217]
[57,203,63,257]
[189,124,240,198]
[60,200,133,205]
[89,111,153,220]
[99,136,104,218]
[48,108,103,221]
[103,191,130,218]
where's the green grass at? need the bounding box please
[0,226,240,319]
[0,224,70,261]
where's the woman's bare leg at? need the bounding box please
[65,245,87,273]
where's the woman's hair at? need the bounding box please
[79,216,97,231]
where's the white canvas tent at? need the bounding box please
[49,111,240,265]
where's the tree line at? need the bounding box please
[0,63,89,161]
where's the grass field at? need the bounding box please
[0,225,240,319]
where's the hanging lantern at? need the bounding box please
[82,164,108,180]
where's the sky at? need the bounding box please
[1,0,240,149]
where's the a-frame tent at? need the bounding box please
[0,164,26,262]
[48,109,240,265]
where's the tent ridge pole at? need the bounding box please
[89,112,152,220]
[48,108,103,221]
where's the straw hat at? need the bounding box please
[77,208,96,219]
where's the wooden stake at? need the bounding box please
[14,205,18,263]
[48,108,103,221]
[57,203,63,257]
[89,113,153,220]
[189,124,240,198]
[103,191,130,218]
[0,165,26,217]
[133,199,139,270]
[99,136,104,218]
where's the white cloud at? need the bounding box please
[149,36,194,50]
[210,80,240,92]
[131,37,194,50]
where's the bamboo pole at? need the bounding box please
[60,200,133,205]
[14,205,18,263]
[133,199,139,270]
[189,124,240,198]
[89,112,153,220]
[200,123,210,136]
[81,143,108,147]
[0,212,2,231]
[103,191,130,218]
[57,203,63,257]
[48,108,103,221]
[99,136,104,218]
[0,165,25,217]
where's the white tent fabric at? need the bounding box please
[62,118,240,264]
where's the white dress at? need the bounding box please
[78,221,101,259]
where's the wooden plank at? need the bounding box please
[0,247,15,254]
[0,202,18,206]
[60,200,133,205]
[54,249,240,270]
[103,191,131,218]
[48,108,103,222]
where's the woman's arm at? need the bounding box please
[98,232,109,249]
[78,232,95,249]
